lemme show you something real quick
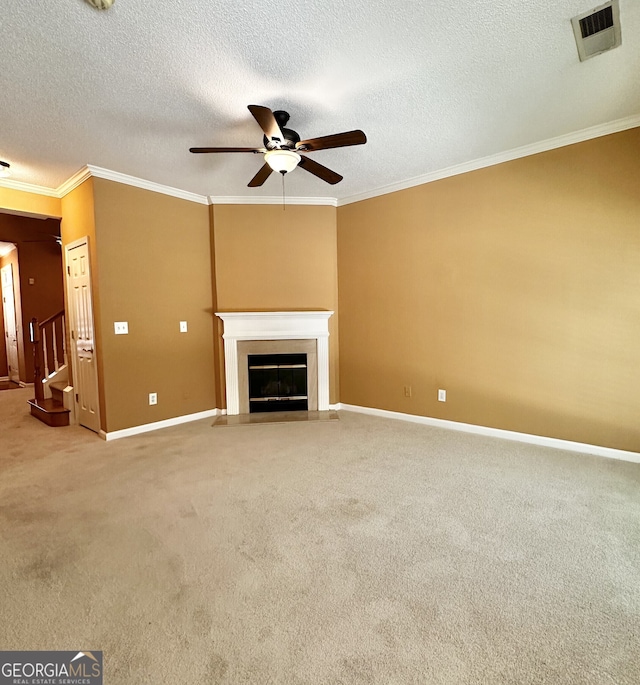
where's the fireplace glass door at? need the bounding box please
[248,353,308,413]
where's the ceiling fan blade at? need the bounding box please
[248,163,274,187]
[248,105,286,146]
[189,147,261,153]
[298,156,343,185]
[296,130,367,152]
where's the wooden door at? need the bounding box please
[65,238,100,433]
[1,263,20,383]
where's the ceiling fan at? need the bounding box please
[190,105,367,187]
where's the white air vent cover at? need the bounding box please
[572,1,621,61]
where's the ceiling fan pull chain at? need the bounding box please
[282,172,286,211]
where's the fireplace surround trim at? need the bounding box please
[216,311,333,415]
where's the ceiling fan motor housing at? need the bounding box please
[85,0,115,9]
[263,111,301,150]
[273,110,290,126]
[264,127,301,150]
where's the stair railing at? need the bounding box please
[29,310,67,403]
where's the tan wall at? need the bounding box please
[0,188,61,219]
[17,242,64,327]
[91,179,216,432]
[208,205,224,409]
[61,178,97,245]
[16,241,64,381]
[0,214,61,242]
[337,127,640,452]
[213,204,340,405]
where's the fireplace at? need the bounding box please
[248,353,308,412]
[216,311,333,416]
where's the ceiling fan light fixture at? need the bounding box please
[265,149,301,174]
[0,161,10,178]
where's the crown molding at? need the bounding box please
[86,165,209,204]
[0,177,59,198]
[4,114,638,208]
[338,113,640,206]
[1,165,337,206]
[57,166,92,197]
[208,195,338,206]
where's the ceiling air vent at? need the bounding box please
[571,0,621,61]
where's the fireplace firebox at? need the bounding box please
[248,353,308,413]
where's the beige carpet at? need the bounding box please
[1,387,639,684]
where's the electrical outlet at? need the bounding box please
[179,321,188,333]
[149,392,157,406]
[114,321,128,335]
[438,389,446,402]
[404,385,412,397]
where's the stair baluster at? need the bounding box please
[52,319,58,372]
[42,327,49,378]
[30,317,44,403]
[62,314,68,367]
[28,310,70,426]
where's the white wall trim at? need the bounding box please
[338,113,640,206]
[0,177,60,198]
[86,165,210,204]
[4,114,638,208]
[99,408,220,441]
[57,166,93,197]
[340,404,640,464]
[208,195,338,206]
[0,376,9,382]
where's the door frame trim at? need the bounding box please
[64,235,101,432]
[1,261,21,383]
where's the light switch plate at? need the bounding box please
[179,321,188,333]
[114,321,128,335]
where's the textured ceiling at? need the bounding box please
[1,0,639,201]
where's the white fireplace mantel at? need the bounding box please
[216,311,333,415]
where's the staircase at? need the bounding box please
[28,310,71,427]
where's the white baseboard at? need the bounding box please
[99,409,221,441]
[339,404,640,464]
[0,376,8,382]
